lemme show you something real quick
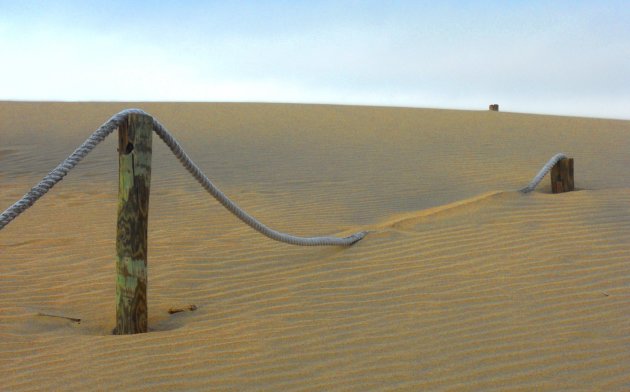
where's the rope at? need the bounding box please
[150,118,367,246]
[519,153,568,193]
[0,108,568,242]
[0,109,366,246]
[0,110,134,230]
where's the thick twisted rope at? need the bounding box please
[0,109,366,246]
[519,153,568,193]
[150,118,367,246]
[0,110,133,230]
[0,109,567,241]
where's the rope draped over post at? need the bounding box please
[0,108,570,240]
[0,109,366,246]
[0,110,576,336]
[519,153,569,194]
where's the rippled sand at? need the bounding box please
[1,102,629,390]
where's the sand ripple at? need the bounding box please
[1,103,629,390]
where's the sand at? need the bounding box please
[1,102,629,390]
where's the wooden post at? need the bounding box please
[114,113,153,334]
[550,158,574,193]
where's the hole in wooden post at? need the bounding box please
[125,142,134,155]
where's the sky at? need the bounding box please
[1,1,629,119]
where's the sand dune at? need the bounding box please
[1,102,629,390]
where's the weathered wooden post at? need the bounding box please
[550,157,574,194]
[114,113,153,334]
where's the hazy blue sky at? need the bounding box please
[1,1,629,119]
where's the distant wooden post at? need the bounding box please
[550,158,574,193]
[114,113,153,334]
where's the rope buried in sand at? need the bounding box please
[0,109,366,246]
[519,153,568,194]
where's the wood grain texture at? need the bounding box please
[114,113,153,334]
[551,158,574,193]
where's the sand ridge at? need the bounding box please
[1,102,629,390]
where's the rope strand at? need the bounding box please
[151,118,367,246]
[0,109,366,246]
[0,109,567,243]
[519,153,568,193]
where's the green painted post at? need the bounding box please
[114,113,153,334]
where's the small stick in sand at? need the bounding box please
[37,312,81,324]
[168,304,198,314]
